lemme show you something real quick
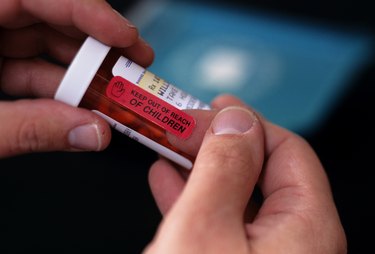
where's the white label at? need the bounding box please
[112,56,210,110]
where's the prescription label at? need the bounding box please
[112,56,210,110]
[106,76,196,139]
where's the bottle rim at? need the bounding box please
[54,36,110,106]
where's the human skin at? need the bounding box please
[0,0,154,157]
[143,94,347,254]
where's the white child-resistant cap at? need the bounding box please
[54,36,110,106]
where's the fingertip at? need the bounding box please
[148,158,171,185]
[89,7,154,67]
[105,7,140,47]
[119,37,155,67]
[63,104,112,152]
[211,94,246,109]
[67,120,111,152]
[148,158,186,215]
[71,0,140,48]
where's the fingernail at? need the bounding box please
[212,107,256,135]
[68,124,102,151]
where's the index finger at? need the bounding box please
[0,0,139,47]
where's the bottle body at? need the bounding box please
[55,37,210,169]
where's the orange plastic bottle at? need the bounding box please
[55,36,210,169]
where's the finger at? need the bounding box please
[0,48,153,100]
[0,58,65,98]
[211,93,245,109]
[118,38,155,68]
[0,25,81,63]
[1,0,139,48]
[0,0,38,28]
[148,158,186,215]
[172,106,264,222]
[0,25,154,68]
[187,106,264,216]
[0,99,111,158]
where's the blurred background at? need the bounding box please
[124,0,374,135]
[1,0,374,253]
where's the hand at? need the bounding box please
[0,0,154,157]
[144,95,347,254]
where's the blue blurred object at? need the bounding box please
[126,0,374,135]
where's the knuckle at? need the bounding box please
[207,141,253,173]
[13,120,49,153]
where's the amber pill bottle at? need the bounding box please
[55,36,210,169]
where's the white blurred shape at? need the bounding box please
[197,47,252,90]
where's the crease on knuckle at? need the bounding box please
[13,120,47,153]
[206,142,253,176]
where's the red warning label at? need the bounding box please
[106,76,195,139]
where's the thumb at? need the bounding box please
[148,107,264,252]
[0,99,111,158]
[181,106,264,219]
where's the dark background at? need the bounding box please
[1,0,374,253]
